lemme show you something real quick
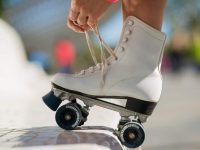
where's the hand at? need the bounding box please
[67,0,111,32]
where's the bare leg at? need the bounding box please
[122,0,167,30]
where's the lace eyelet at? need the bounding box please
[125,30,132,35]
[128,20,134,26]
[120,46,125,51]
[79,70,85,75]
[123,37,128,42]
[96,64,102,70]
[106,61,111,66]
[89,68,94,73]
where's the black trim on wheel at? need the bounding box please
[55,103,82,130]
[120,122,145,148]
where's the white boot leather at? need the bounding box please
[52,16,166,103]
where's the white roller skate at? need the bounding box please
[43,16,166,148]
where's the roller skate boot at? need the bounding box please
[43,16,166,148]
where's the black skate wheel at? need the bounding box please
[55,103,82,130]
[42,91,62,111]
[119,122,145,148]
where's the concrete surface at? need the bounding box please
[0,127,122,150]
[144,70,200,150]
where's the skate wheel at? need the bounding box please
[119,122,145,148]
[42,91,62,111]
[55,103,82,130]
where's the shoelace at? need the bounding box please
[78,26,118,87]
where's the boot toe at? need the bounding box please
[52,73,74,90]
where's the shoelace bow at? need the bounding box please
[78,26,118,88]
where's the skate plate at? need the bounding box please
[52,86,149,123]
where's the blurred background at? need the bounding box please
[0,0,200,150]
[1,0,200,74]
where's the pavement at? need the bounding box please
[144,70,200,150]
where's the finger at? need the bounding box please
[68,9,79,21]
[67,19,84,33]
[77,13,88,26]
[87,16,97,29]
[73,21,79,26]
[73,21,90,31]
[80,25,91,32]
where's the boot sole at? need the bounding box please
[52,83,157,120]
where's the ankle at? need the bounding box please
[122,0,167,31]
[123,11,163,31]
